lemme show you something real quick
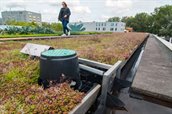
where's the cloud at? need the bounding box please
[106,0,132,9]
[6,3,25,9]
[104,0,133,17]
[73,6,91,14]
[44,0,91,22]
[5,0,26,9]
[50,0,91,14]
[101,15,110,20]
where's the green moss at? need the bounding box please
[3,60,39,84]
[27,62,40,84]
[5,68,23,81]
[4,68,30,83]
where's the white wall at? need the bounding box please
[70,22,126,32]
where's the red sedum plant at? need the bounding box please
[0,83,85,114]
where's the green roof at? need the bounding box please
[42,49,76,57]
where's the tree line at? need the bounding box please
[108,5,172,38]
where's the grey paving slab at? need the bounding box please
[131,35,172,102]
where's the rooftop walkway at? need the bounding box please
[131,34,172,104]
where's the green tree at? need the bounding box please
[121,16,135,27]
[108,17,120,22]
[5,20,38,27]
[152,5,172,37]
[42,22,51,28]
[121,13,153,32]
[6,20,63,32]
[50,23,62,32]
[132,13,152,32]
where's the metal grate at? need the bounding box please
[79,80,94,93]
[41,49,76,57]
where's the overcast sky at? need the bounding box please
[0,0,172,22]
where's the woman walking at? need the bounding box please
[58,2,71,36]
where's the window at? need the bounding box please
[98,28,100,30]
[96,28,97,30]
[116,23,118,26]
[29,17,32,20]
[28,12,32,14]
[103,28,106,31]
[110,28,114,31]
[104,23,106,26]
[111,23,114,26]
[99,23,101,26]
[115,28,117,31]
[102,23,103,26]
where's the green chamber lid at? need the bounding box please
[41,49,76,58]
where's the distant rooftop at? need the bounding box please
[2,10,40,14]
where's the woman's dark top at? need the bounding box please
[58,7,71,21]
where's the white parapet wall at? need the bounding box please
[170,38,172,43]
[69,21,126,32]
[153,34,172,51]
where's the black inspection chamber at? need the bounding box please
[39,49,81,88]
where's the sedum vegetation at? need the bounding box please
[0,33,148,113]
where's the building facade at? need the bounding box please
[0,18,2,25]
[1,11,42,23]
[69,22,126,32]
